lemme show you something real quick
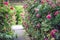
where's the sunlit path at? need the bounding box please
[11,25,30,40]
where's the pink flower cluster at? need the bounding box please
[36,14,41,18]
[34,8,39,13]
[44,38,48,40]
[54,11,59,16]
[50,29,58,38]
[4,2,8,5]
[46,11,59,20]
[23,4,28,9]
[46,0,56,8]
[46,14,51,20]
[36,23,41,28]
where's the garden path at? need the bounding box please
[12,25,30,40]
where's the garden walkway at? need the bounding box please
[12,25,30,40]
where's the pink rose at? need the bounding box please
[41,0,44,4]
[4,2,8,5]
[34,0,37,2]
[36,23,41,28]
[50,29,58,38]
[54,11,59,16]
[34,8,39,13]
[56,3,60,6]
[48,1,53,5]
[46,14,51,20]
[36,14,41,18]
[51,4,56,8]
[46,0,49,2]
[44,38,48,40]
[23,4,28,9]
[46,0,53,5]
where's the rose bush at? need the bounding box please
[22,0,60,40]
[0,2,16,40]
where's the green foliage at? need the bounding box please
[0,0,3,7]
[0,2,16,40]
[14,5,24,24]
[23,0,60,40]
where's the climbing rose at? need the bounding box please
[36,14,41,18]
[34,8,39,13]
[50,29,58,38]
[46,14,51,20]
[4,2,8,5]
[54,11,59,16]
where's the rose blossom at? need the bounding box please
[34,8,39,13]
[44,38,48,40]
[36,14,41,18]
[54,11,59,16]
[41,0,45,4]
[34,0,37,2]
[50,29,58,38]
[36,23,41,28]
[4,2,8,5]
[46,14,51,20]
[51,4,56,8]
[23,4,28,9]
[46,0,49,2]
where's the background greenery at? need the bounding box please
[0,2,16,40]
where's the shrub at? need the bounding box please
[14,5,24,25]
[0,2,16,40]
[23,0,60,40]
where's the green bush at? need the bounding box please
[0,2,16,40]
[23,0,60,40]
[14,5,24,25]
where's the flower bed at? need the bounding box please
[22,0,60,40]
